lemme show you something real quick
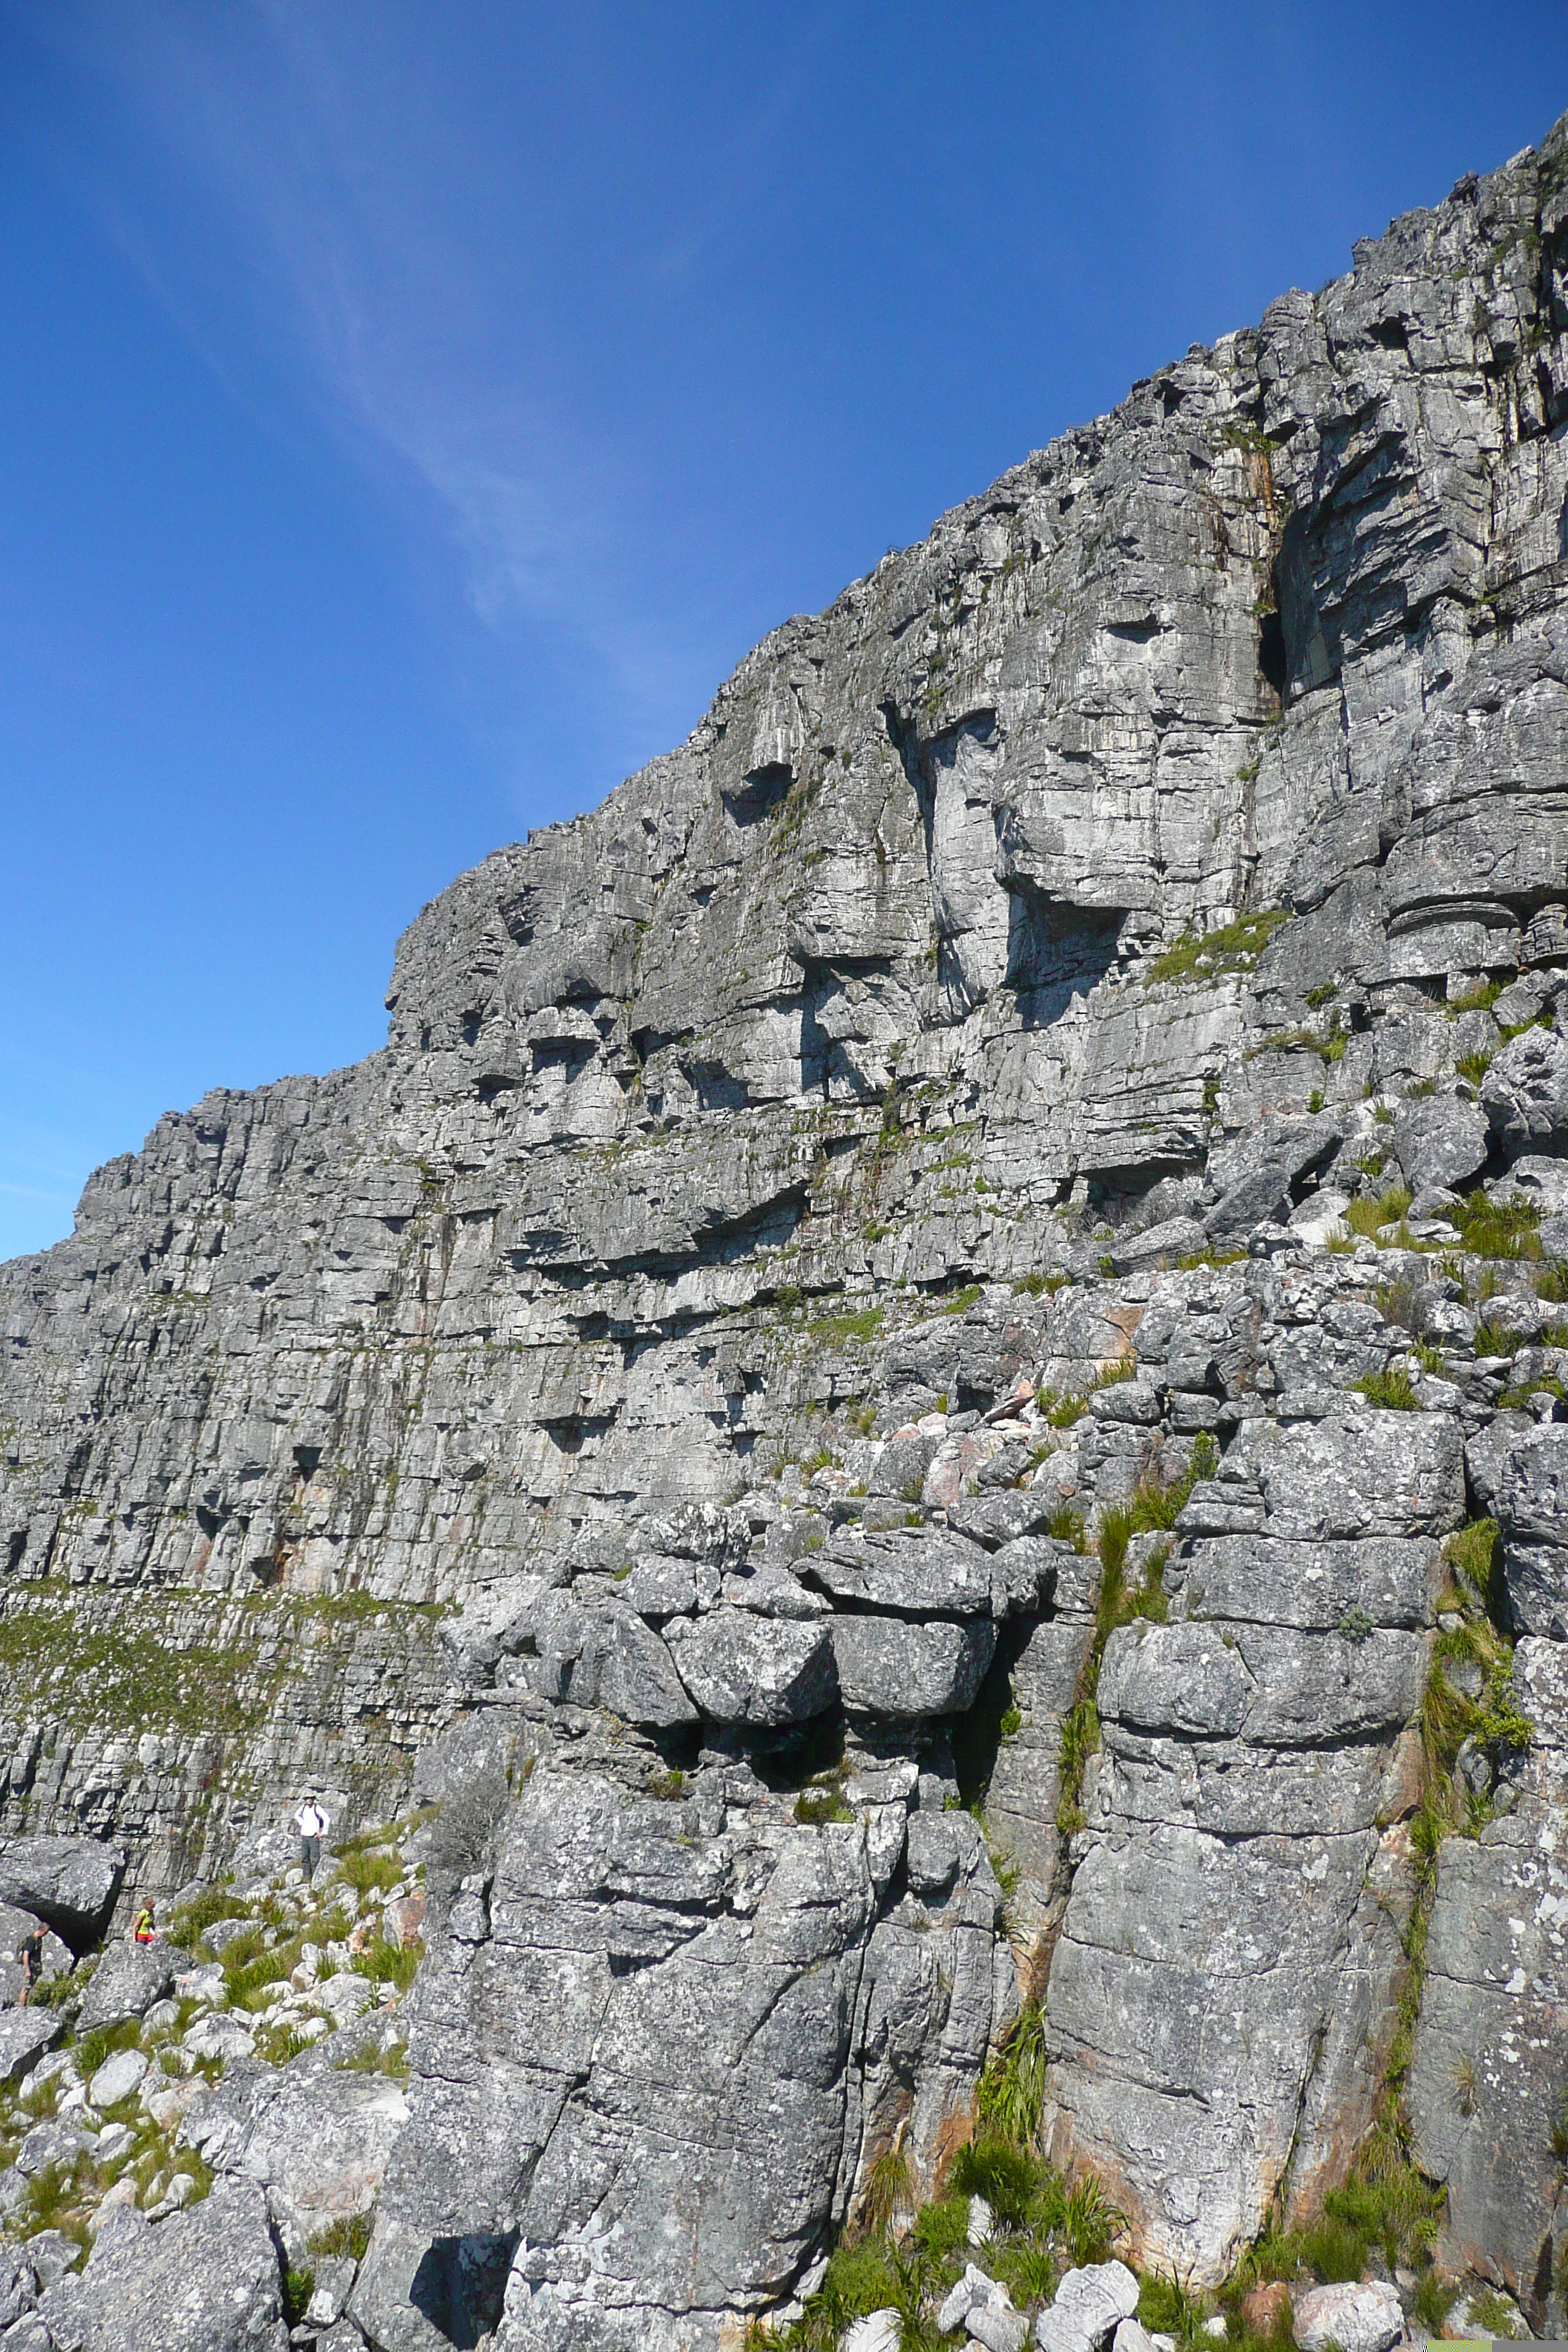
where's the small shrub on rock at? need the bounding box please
[1444,1518,1500,1613]
[335,1849,401,1896]
[1352,1368,1422,1411]
[1150,910,1287,987]
[1140,2269,1208,2345]
[170,1885,245,1939]
[359,1937,421,1991]
[793,1782,853,1827]
[976,2008,1046,2147]
[910,2193,969,2261]
[282,2266,315,2325]
[1450,1191,1541,1262]
[1466,2286,1523,2338]
[311,2209,374,2263]
[1346,1186,1413,1240]
[1055,1699,1100,1835]
[1535,1258,1568,1303]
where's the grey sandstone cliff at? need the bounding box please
[4,110,1568,2350]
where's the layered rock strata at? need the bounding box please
[2,106,1568,2349]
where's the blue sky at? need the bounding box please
[4,2,1567,1260]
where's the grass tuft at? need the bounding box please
[1352,1368,1423,1411]
[1150,910,1288,987]
[310,2209,374,2262]
[1449,1191,1542,1262]
[1346,1185,1413,1240]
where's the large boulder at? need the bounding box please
[353,1766,979,2352]
[1392,1092,1489,1191]
[843,2316,902,2352]
[1203,1113,1342,1240]
[37,2177,288,2351]
[579,1608,698,1730]
[0,2008,60,2087]
[638,1500,749,1569]
[494,1594,696,1728]
[1463,1410,1537,1517]
[1034,2261,1141,2352]
[1494,1424,1568,1636]
[1239,1409,1465,1542]
[88,2048,148,2108]
[813,1524,1016,1616]
[948,1491,1063,1548]
[0,2243,41,2328]
[77,1938,177,2035]
[1291,2280,1402,2352]
[672,1608,837,1726]
[410,1707,531,1811]
[212,2046,410,2246]
[1482,1027,1568,1158]
[829,1616,997,1717]
[0,1836,124,1952]
[1177,1534,1438,1631]
[18,2116,94,2178]
[1100,1619,1423,1747]
[1492,1153,1568,1215]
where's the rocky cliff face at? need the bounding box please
[4,110,1568,2351]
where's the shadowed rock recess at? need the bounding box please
[5,113,1568,2352]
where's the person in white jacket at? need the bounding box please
[294,1794,330,1882]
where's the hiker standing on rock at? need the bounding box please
[295,1793,330,1882]
[132,1900,157,1945]
[18,1927,43,2007]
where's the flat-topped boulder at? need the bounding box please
[0,1837,124,1953]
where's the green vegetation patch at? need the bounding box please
[1446,979,1502,1015]
[311,2210,374,2263]
[808,1305,884,1348]
[1346,1186,1413,1243]
[1352,1368,1423,1411]
[0,1602,269,1738]
[1150,910,1287,988]
[1037,1357,1135,1430]
[1449,1191,1542,1262]
[938,1282,983,1317]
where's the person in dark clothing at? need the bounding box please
[18,1929,44,2007]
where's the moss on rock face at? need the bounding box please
[0,1599,265,1738]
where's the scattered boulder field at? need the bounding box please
[0,1821,423,2349]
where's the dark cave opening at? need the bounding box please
[409,2232,519,2348]
[952,1617,1036,1810]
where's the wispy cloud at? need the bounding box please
[18,3,698,734]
